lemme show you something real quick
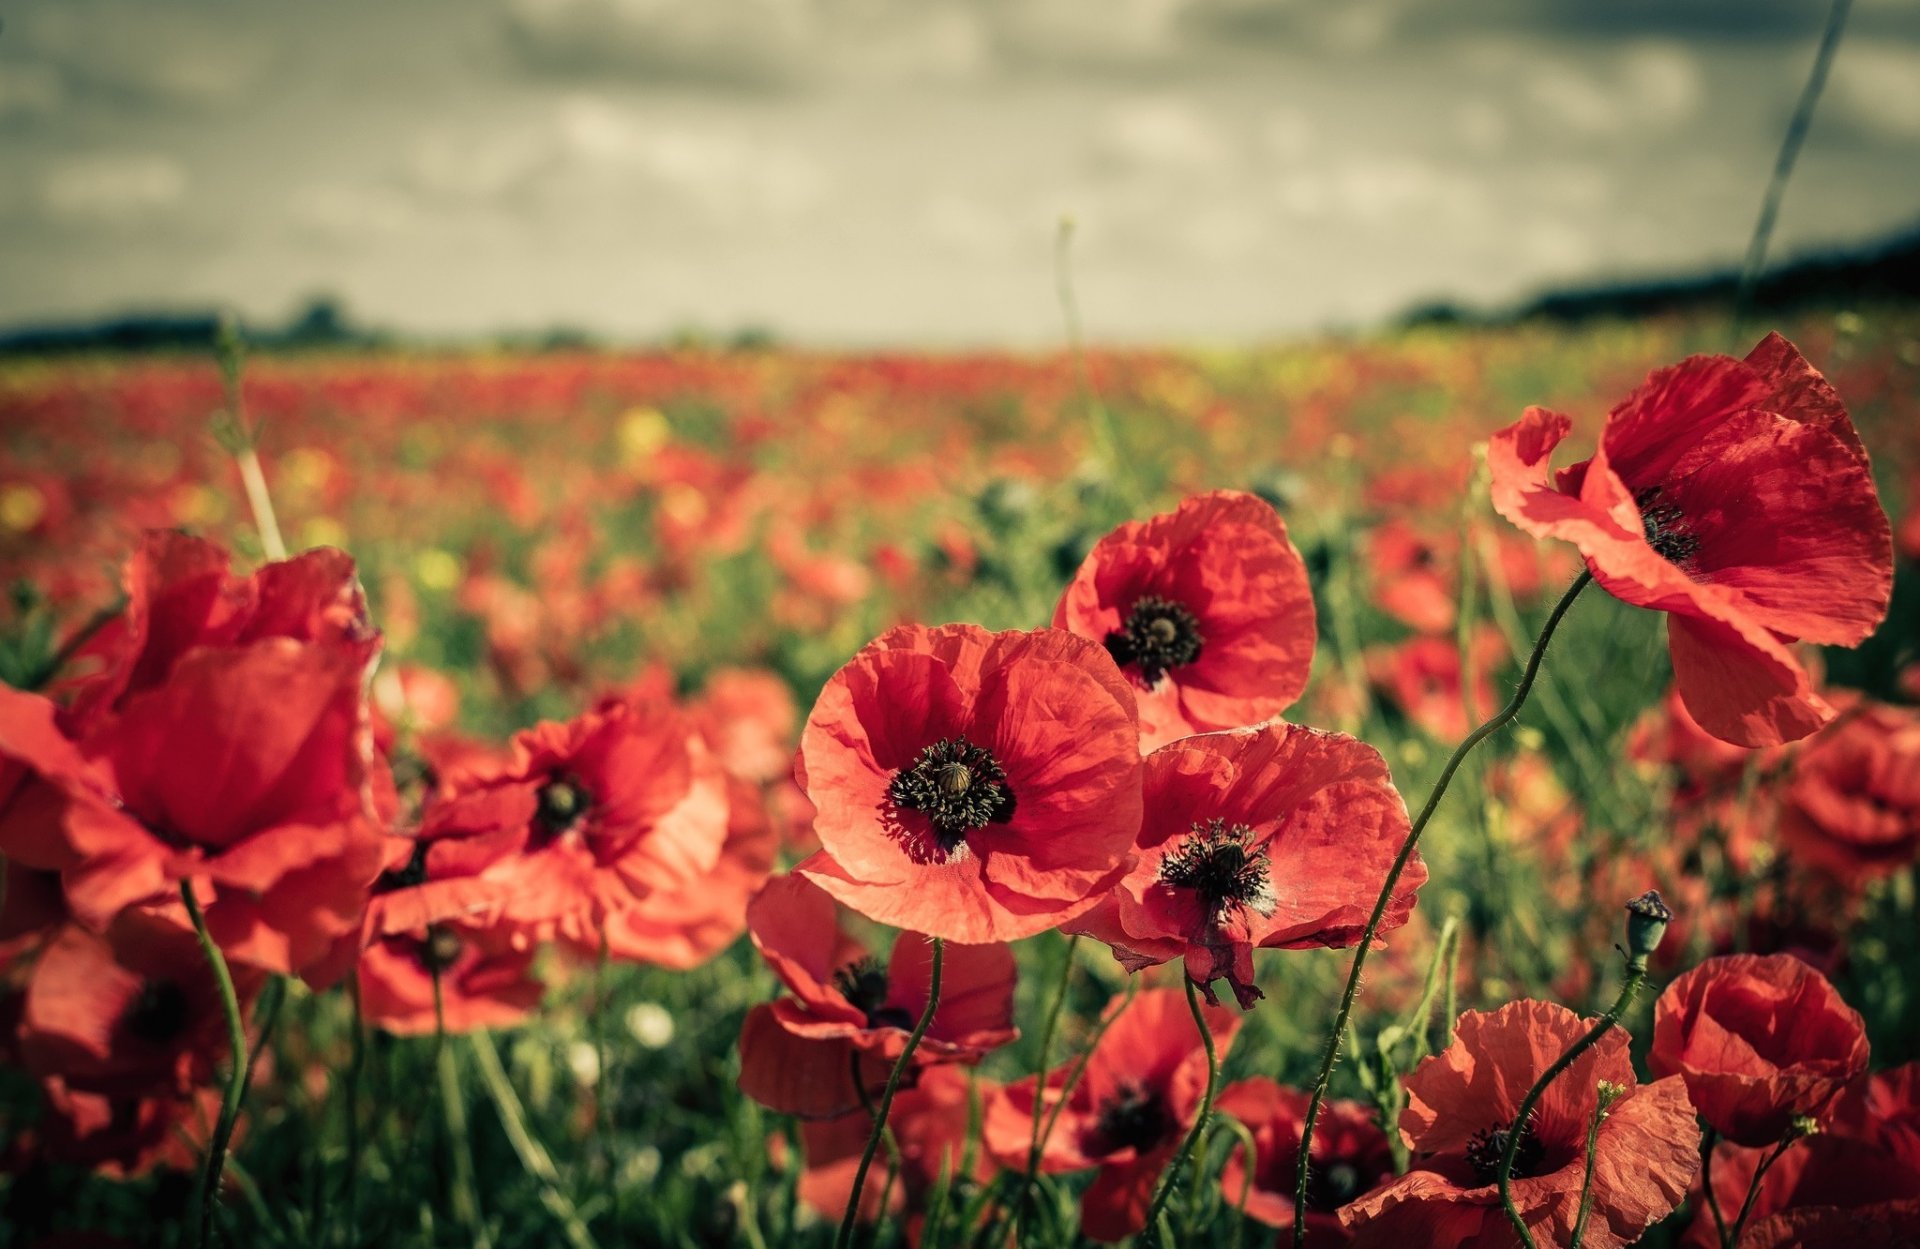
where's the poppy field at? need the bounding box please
[2,309,1918,1249]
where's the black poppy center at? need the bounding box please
[122,980,191,1044]
[1092,1080,1177,1155]
[535,774,592,842]
[375,838,432,893]
[831,958,915,1031]
[1636,488,1701,567]
[1305,1160,1363,1211]
[1106,595,1205,687]
[418,925,465,973]
[1465,1120,1544,1184]
[1159,819,1278,924]
[888,736,1016,851]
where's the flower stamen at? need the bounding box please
[1159,819,1278,925]
[1106,595,1205,687]
[889,736,1016,851]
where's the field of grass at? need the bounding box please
[1,306,1917,1248]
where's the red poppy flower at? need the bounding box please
[1069,723,1421,1009]
[1681,1132,1920,1249]
[1739,1199,1920,1248]
[19,911,264,1097]
[794,623,1143,944]
[596,774,779,969]
[1215,1078,1394,1243]
[796,1065,996,1242]
[1054,491,1315,751]
[24,1079,228,1178]
[1651,953,1870,1146]
[356,917,544,1036]
[983,986,1242,1243]
[1488,334,1893,747]
[1779,701,1920,884]
[736,874,1017,1119]
[1829,1061,1920,1170]
[691,667,799,785]
[64,530,378,728]
[1341,1000,1699,1249]
[386,694,730,951]
[0,641,388,984]
[1368,519,1460,635]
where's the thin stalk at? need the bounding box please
[1567,1097,1609,1248]
[1216,1116,1260,1249]
[182,879,251,1249]
[1292,570,1593,1246]
[437,1040,493,1249]
[1496,961,1649,1249]
[836,937,944,1249]
[1140,978,1220,1241]
[1297,571,1597,1243]
[1726,1136,1799,1249]
[235,447,287,561]
[1733,0,1854,327]
[1001,935,1080,1241]
[341,977,367,1245]
[468,1031,601,1249]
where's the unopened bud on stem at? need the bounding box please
[1623,890,1673,968]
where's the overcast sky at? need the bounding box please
[2,0,1918,345]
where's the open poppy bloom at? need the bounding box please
[356,916,545,1036]
[1681,1130,1920,1249]
[1215,1078,1394,1243]
[1650,953,1870,1146]
[1779,700,1920,885]
[983,986,1242,1243]
[596,774,779,971]
[794,623,1143,944]
[1341,1000,1699,1249]
[1488,334,1893,747]
[1055,491,1316,751]
[736,874,1017,1119]
[388,693,730,955]
[1069,723,1421,1008]
[0,641,388,984]
[61,530,379,728]
[796,1065,996,1243]
[19,911,265,1097]
[24,1079,229,1178]
[1365,628,1507,742]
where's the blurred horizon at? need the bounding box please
[3,0,1920,347]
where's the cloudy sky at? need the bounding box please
[2,0,1918,344]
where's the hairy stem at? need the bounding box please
[1497,961,1648,1249]
[1141,977,1221,1241]
[835,937,944,1249]
[1291,570,1592,1246]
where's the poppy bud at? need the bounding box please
[1623,890,1673,967]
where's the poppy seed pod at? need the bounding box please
[1624,890,1674,967]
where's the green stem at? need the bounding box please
[1726,1135,1799,1249]
[182,879,251,1249]
[1292,571,1592,1246]
[1141,978,1220,1242]
[1497,960,1649,1249]
[469,1032,601,1249]
[836,937,944,1249]
[1003,936,1080,1239]
[437,1039,492,1249]
[1567,1097,1609,1248]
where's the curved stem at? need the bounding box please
[1003,936,1080,1238]
[1497,961,1649,1249]
[835,937,944,1249]
[1292,571,1592,1245]
[1727,1135,1799,1248]
[1141,977,1220,1241]
[182,879,251,1249]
